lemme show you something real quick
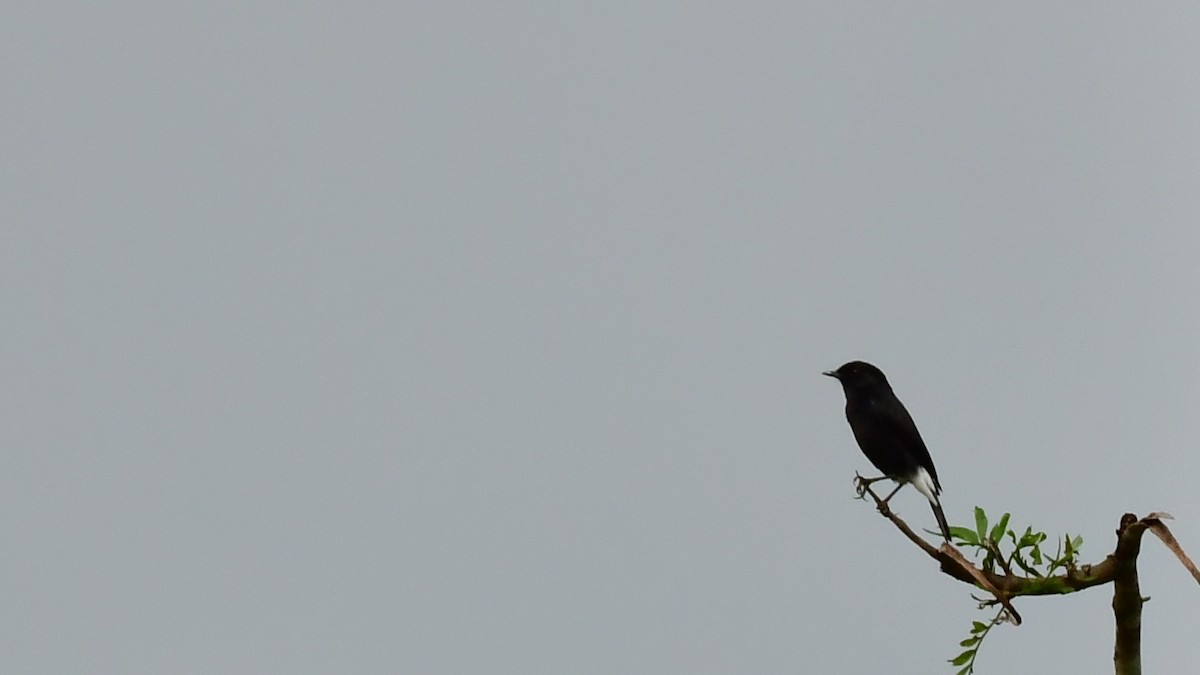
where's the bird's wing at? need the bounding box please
[872,397,942,491]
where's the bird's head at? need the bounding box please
[823,361,890,391]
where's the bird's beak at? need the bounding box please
[822,370,839,379]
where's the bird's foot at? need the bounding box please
[853,474,869,500]
[853,473,886,500]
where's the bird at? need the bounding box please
[824,360,951,540]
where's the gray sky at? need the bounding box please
[4,3,1199,673]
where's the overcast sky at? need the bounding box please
[4,3,1200,673]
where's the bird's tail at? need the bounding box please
[930,497,951,541]
[910,467,952,541]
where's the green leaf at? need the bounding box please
[971,621,988,633]
[1072,535,1083,551]
[956,666,973,675]
[1017,527,1039,548]
[1030,546,1043,565]
[1009,550,1041,577]
[950,650,974,666]
[959,636,981,648]
[974,507,988,543]
[949,526,979,546]
[989,512,1011,544]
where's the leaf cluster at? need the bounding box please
[945,507,1084,673]
[948,615,1002,675]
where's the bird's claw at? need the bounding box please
[853,475,869,499]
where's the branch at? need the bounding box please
[853,476,1200,675]
[854,477,1133,593]
[1111,512,1200,675]
[855,478,1023,625]
[1112,513,1148,675]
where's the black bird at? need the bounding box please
[824,361,951,540]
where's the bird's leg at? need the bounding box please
[876,482,905,515]
[853,474,889,499]
[853,474,905,516]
